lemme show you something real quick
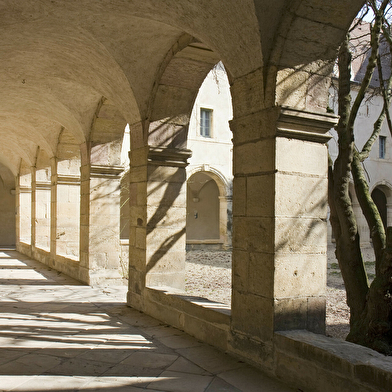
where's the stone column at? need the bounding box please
[80,164,123,285]
[35,182,51,251]
[31,166,37,252]
[229,106,337,367]
[15,180,20,246]
[127,146,191,308]
[50,158,57,259]
[16,175,32,246]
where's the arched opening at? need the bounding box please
[186,172,220,244]
[371,187,388,229]
[55,129,81,260]
[34,148,51,251]
[18,161,32,246]
[184,63,233,305]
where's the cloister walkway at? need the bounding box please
[0,249,294,392]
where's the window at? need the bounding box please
[200,108,212,137]
[379,136,386,159]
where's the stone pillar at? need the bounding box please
[229,106,337,366]
[80,164,123,285]
[15,180,20,246]
[127,146,191,308]
[31,166,37,252]
[50,158,57,258]
[35,182,51,251]
[16,177,32,246]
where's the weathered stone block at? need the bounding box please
[230,107,280,145]
[307,296,326,334]
[234,139,275,175]
[248,252,274,298]
[274,296,325,334]
[274,254,327,298]
[229,331,275,372]
[231,290,274,342]
[129,206,147,227]
[276,69,308,110]
[128,226,136,247]
[146,182,186,208]
[146,248,185,273]
[230,68,264,118]
[246,174,275,217]
[135,227,146,249]
[146,227,186,255]
[276,137,328,176]
[232,217,274,253]
[129,166,147,182]
[183,313,229,351]
[275,349,359,392]
[275,172,328,218]
[232,177,246,216]
[146,270,185,290]
[275,217,327,255]
[128,247,146,271]
[128,267,145,296]
[147,205,186,230]
[148,165,186,183]
[130,147,148,167]
[355,360,392,392]
[274,297,308,331]
[232,249,249,292]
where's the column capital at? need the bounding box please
[148,147,192,167]
[18,185,31,193]
[36,182,51,190]
[277,106,337,144]
[54,174,81,186]
[90,165,123,179]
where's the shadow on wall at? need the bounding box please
[146,166,185,275]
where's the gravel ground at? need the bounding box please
[185,246,376,341]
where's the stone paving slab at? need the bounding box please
[0,249,296,392]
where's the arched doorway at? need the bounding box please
[372,187,388,229]
[186,170,231,250]
[187,172,220,244]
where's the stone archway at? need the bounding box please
[371,183,392,229]
[186,169,231,250]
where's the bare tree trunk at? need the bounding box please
[330,34,369,326]
[347,228,392,354]
[330,2,392,353]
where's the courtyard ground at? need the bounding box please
[185,246,376,340]
[0,249,295,392]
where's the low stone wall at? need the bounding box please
[138,287,392,392]
[274,330,392,392]
[16,242,32,257]
[17,243,88,284]
[144,286,231,351]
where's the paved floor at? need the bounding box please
[0,249,296,392]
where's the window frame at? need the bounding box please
[379,135,386,159]
[200,108,213,138]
